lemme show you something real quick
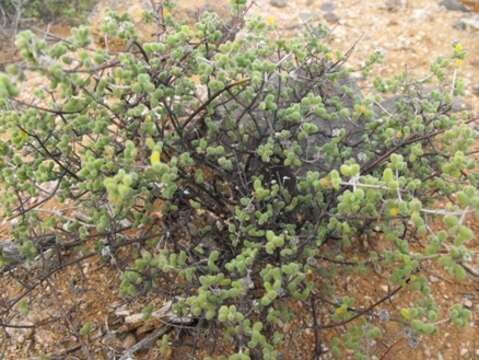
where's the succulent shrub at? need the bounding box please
[0,1,477,358]
[0,0,96,29]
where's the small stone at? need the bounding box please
[114,305,130,317]
[451,98,473,112]
[122,334,137,349]
[454,19,468,30]
[103,333,122,348]
[320,2,335,12]
[270,0,287,8]
[463,298,473,309]
[380,284,389,292]
[407,336,418,348]
[24,328,34,339]
[460,348,468,356]
[429,275,440,283]
[136,323,156,336]
[440,0,470,12]
[385,0,407,12]
[323,12,340,23]
[411,9,431,21]
[456,16,479,31]
[299,12,316,22]
[378,309,390,321]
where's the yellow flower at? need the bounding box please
[319,177,331,188]
[454,43,463,53]
[455,59,463,68]
[335,304,348,316]
[357,104,367,114]
[305,269,314,282]
[266,16,276,26]
[389,207,399,217]
[150,150,161,165]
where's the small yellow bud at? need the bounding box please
[150,150,161,165]
[357,104,367,114]
[335,304,347,316]
[389,207,399,217]
[305,269,314,282]
[266,16,276,26]
[319,177,331,188]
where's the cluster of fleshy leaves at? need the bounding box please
[0,1,477,358]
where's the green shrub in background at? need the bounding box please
[0,0,477,358]
[0,0,95,27]
[26,0,95,23]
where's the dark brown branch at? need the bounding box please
[182,79,250,129]
[318,279,410,330]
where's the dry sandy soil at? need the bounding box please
[0,1,478,359]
